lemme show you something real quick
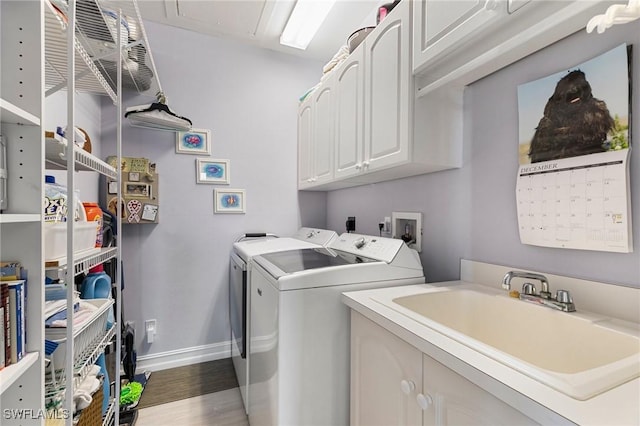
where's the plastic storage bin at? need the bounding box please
[44,221,97,260]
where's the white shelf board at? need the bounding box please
[0,352,39,395]
[0,214,41,224]
[0,98,40,126]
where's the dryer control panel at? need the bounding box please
[293,227,338,246]
[330,233,405,264]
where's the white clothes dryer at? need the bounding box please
[230,227,337,413]
[248,233,425,426]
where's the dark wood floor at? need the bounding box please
[136,358,238,409]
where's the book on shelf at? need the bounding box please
[0,306,4,370]
[1,282,9,367]
[7,280,26,364]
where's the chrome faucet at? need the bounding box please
[502,270,575,312]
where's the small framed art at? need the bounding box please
[214,189,245,214]
[176,128,211,155]
[124,182,152,198]
[196,158,230,184]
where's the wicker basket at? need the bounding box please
[76,384,103,426]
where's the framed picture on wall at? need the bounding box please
[196,158,230,184]
[124,182,152,198]
[176,128,212,155]
[214,189,245,214]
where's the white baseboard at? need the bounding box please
[135,340,232,373]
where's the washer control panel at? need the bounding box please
[330,233,404,263]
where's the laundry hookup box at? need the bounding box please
[104,156,159,224]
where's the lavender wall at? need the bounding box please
[327,21,640,288]
[101,21,325,360]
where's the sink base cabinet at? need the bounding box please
[351,310,422,426]
[350,311,541,426]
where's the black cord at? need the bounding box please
[378,223,384,236]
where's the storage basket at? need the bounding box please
[45,299,113,381]
[44,221,98,260]
[76,381,104,426]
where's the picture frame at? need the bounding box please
[196,158,230,184]
[214,189,245,214]
[176,128,211,155]
[128,171,140,182]
[124,182,152,198]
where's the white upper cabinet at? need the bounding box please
[297,97,314,189]
[297,72,336,189]
[363,0,412,173]
[413,0,507,75]
[312,79,335,185]
[413,0,625,96]
[298,0,463,191]
[334,47,365,181]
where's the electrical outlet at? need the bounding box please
[145,319,157,343]
[384,216,391,232]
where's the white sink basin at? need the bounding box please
[387,287,640,400]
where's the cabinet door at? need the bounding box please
[312,77,334,185]
[334,48,365,180]
[363,0,411,172]
[422,354,539,426]
[351,311,422,426]
[297,97,313,189]
[413,0,505,72]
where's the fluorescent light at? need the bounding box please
[280,0,337,50]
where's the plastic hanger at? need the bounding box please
[586,0,640,33]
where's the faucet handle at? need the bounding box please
[556,289,573,304]
[522,282,536,295]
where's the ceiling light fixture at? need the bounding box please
[280,0,337,50]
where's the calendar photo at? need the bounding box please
[515,44,633,253]
[517,44,630,165]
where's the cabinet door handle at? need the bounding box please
[400,379,415,395]
[362,160,370,169]
[355,163,362,170]
[257,288,262,296]
[416,393,432,410]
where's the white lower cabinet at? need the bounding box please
[351,311,539,426]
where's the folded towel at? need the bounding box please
[323,45,350,75]
[48,301,98,328]
[73,365,102,412]
[299,83,321,102]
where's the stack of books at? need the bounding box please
[1,261,27,370]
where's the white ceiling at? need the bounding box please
[137,0,382,63]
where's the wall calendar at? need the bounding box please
[516,44,632,253]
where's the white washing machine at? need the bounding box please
[248,233,425,426]
[230,228,337,414]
